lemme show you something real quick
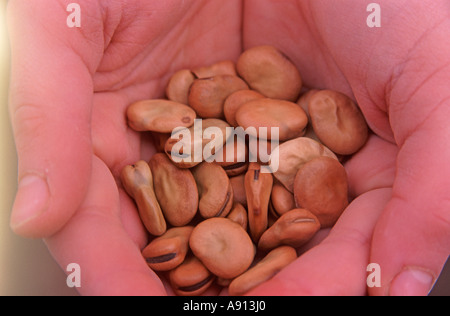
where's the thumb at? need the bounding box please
[7,1,102,237]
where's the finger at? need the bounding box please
[369,15,450,294]
[249,188,392,296]
[45,156,166,296]
[7,1,103,237]
[369,109,450,296]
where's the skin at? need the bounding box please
[7,0,450,296]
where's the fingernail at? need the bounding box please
[390,267,434,296]
[10,175,50,230]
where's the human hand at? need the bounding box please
[8,0,449,296]
[242,0,450,296]
[8,0,242,295]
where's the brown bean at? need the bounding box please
[235,98,308,141]
[148,153,198,226]
[169,254,215,296]
[293,156,349,227]
[121,161,166,236]
[227,202,248,231]
[127,99,196,133]
[270,137,338,192]
[245,162,273,243]
[229,174,247,207]
[228,246,297,296]
[188,75,249,119]
[165,118,230,168]
[142,226,194,271]
[189,217,255,279]
[237,45,302,101]
[308,90,369,155]
[215,135,248,177]
[192,162,234,219]
[247,136,277,166]
[270,181,296,217]
[166,69,196,105]
[151,132,171,153]
[224,90,265,127]
[258,209,320,251]
[192,60,237,79]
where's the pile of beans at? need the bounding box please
[121,45,369,296]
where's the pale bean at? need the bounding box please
[127,99,196,133]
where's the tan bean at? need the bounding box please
[237,45,302,101]
[223,90,265,127]
[245,163,273,243]
[188,75,249,119]
[121,161,166,236]
[192,162,234,219]
[166,69,196,105]
[142,226,193,271]
[258,209,320,251]
[270,137,338,192]
[127,99,196,133]
[227,202,248,231]
[149,153,198,226]
[293,156,349,227]
[270,181,296,217]
[235,98,308,141]
[165,118,230,168]
[229,174,247,207]
[228,246,297,296]
[169,254,215,296]
[192,60,237,79]
[189,217,255,279]
[308,90,369,155]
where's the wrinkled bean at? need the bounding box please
[258,208,320,251]
[165,118,230,168]
[270,137,338,192]
[121,161,166,236]
[149,153,198,226]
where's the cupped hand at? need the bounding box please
[8,0,450,296]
